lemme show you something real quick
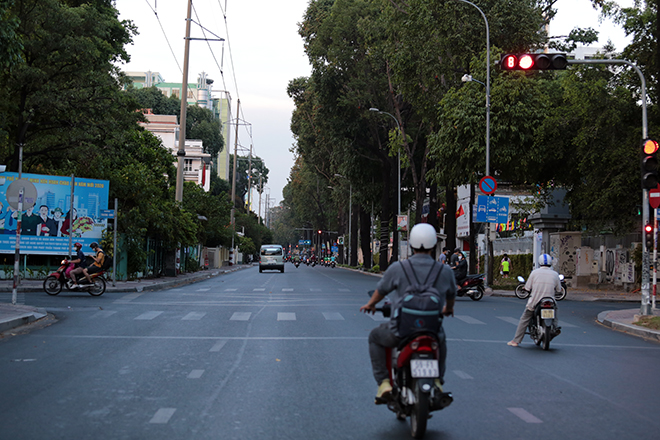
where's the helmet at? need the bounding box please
[90,242,99,249]
[409,223,437,250]
[74,242,82,248]
[539,254,552,266]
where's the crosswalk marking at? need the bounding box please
[558,320,578,328]
[210,340,228,352]
[149,408,176,424]
[225,288,237,292]
[455,315,486,325]
[135,311,163,320]
[182,312,206,321]
[368,314,388,322]
[323,312,344,321]
[90,310,116,319]
[497,316,521,326]
[187,370,205,379]
[230,312,251,321]
[196,288,211,292]
[310,288,321,292]
[282,288,294,292]
[253,288,265,292]
[508,407,542,423]
[278,312,296,321]
[453,370,474,380]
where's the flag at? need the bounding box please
[455,205,465,219]
[201,162,206,186]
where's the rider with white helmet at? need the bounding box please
[360,223,457,403]
[508,254,562,347]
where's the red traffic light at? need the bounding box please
[500,53,568,71]
[643,139,659,155]
[645,224,653,233]
[318,230,322,234]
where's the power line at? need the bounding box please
[143,0,183,74]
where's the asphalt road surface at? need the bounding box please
[1,264,659,439]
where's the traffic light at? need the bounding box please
[500,53,568,71]
[641,138,659,189]
[645,223,653,249]
[318,230,322,235]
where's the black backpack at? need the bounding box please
[101,253,113,271]
[391,260,444,338]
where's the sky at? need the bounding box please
[114,0,635,208]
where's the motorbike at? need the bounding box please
[294,259,300,268]
[372,295,453,439]
[456,274,484,301]
[515,274,567,301]
[43,259,107,296]
[527,296,561,350]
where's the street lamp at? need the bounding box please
[370,108,403,260]
[334,174,352,266]
[454,0,491,287]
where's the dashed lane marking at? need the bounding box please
[90,310,117,319]
[187,370,205,379]
[182,312,206,321]
[453,370,474,379]
[497,316,521,326]
[454,315,486,325]
[210,340,227,352]
[149,408,176,424]
[277,312,296,321]
[230,312,251,321]
[508,407,542,423]
[134,311,163,320]
[322,312,344,321]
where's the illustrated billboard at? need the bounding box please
[0,172,110,255]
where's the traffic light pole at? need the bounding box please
[568,58,652,314]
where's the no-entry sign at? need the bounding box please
[650,189,660,209]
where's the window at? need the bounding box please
[172,89,180,98]
[184,159,193,172]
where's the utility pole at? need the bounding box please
[247,144,253,212]
[175,0,193,204]
[230,99,240,264]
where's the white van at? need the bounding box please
[259,244,284,273]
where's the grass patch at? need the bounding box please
[633,316,660,330]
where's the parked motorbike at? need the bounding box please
[43,259,107,296]
[456,274,484,301]
[515,274,567,301]
[527,296,561,350]
[372,295,453,439]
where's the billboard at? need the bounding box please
[0,172,110,255]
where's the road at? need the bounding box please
[1,264,659,439]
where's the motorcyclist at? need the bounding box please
[360,223,457,404]
[66,242,87,287]
[507,253,562,347]
[81,242,105,284]
[452,249,468,287]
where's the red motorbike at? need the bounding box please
[43,259,106,296]
[375,300,453,439]
[456,274,485,301]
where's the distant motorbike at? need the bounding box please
[372,295,453,439]
[43,259,107,296]
[527,296,561,350]
[456,274,484,301]
[515,274,567,301]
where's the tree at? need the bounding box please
[228,154,269,208]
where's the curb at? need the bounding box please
[597,310,660,343]
[0,307,48,334]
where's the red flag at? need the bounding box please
[201,162,206,186]
[455,205,465,218]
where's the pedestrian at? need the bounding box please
[500,254,511,278]
[508,254,562,347]
[360,223,456,403]
[439,247,451,265]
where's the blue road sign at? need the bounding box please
[476,195,509,223]
[100,209,115,219]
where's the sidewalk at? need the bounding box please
[0,264,252,335]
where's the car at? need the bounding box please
[259,245,284,273]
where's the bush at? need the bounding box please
[371,264,380,273]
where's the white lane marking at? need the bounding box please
[497,316,521,326]
[188,370,205,379]
[454,315,486,325]
[368,314,388,322]
[508,407,542,423]
[558,320,578,328]
[149,408,176,424]
[113,292,145,303]
[323,312,344,321]
[90,310,116,319]
[310,288,321,292]
[453,370,474,380]
[225,288,237,292]
[282,288,294,292]
[196,288,211,292]
[210,340,227,352]
[182,312,206,321]
[253,288,265,292]
[230,312,251,321]
[135,311,163,320]
[277,312,296,321]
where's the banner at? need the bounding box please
[0,172,110,255]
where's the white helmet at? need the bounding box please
[539,253,552,266]
[409,223,437,250]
